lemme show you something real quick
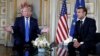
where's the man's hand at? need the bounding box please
[41,27,49,33]
[73,40,80,48]
[3,26,13,33]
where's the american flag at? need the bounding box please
[57,46,68,56]
[56,0,69,44]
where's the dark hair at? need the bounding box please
[77,7,87,15]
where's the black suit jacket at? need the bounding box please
[73,17,96,45]
[12,16,40,46]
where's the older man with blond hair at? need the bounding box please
[4,2,48,56]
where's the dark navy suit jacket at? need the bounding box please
[12,16,40,46]
[73,17,96,45]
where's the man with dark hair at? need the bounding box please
[68,7,96,56]
[77,7,87,15]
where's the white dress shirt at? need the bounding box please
[24,17,30,28]
[73,16,86,45]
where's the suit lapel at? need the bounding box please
[30,17,33,35]
[21,16,25,34]
[80,17,89,34]
[82,17,88,28]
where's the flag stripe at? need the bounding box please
[58,24,65,41]
[56,0,69,44]
[61,15,69,37]
[56,33,61,44]
[64,15,69,32]
[60,16,68,37]
[57,47,67,56]
[61,49,66,56]
[62,50,67,56]
[57,27,64,41]
[56,35,60,44]
[57,48,62,56]
[56,0,68,56]
[56,30,63,43]
[58,21,66,40]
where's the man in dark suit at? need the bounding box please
[68,7,96,56]
[4,3,48,56]
[13,6,40,55]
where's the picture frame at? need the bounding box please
[0,27,3,31]
[87,14,94,18]
[0,14,7,19]
[85,3,94,14]
[39,0,50,41]
[0,19,7,27]
[1,7,7,14]
[0,31,7,40]
[17,8,21,17]
[1,0,7,2]
[0,2,7,7]
[40,0,50,26]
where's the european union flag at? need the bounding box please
[70,0,85,37]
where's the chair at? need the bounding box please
[95,33,100,56]
[74,33,100,56]
[88,33,100,56]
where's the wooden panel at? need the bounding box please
[0,0,17,46]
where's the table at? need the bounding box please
[37,44,68,56]
[12,44,68,56]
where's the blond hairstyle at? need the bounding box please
[20,2,33,16]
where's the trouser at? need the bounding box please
[96,42,100,56]
[13,43,38,56]
[68,42,93,56]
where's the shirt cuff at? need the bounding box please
[11,26,14,33]
[73,38,77,41]
[11,30,14,33]
[80,42,84,45]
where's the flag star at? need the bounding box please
[73,22,76,25]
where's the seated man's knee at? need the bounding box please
[79,44,89,52]
[96,43,100,55]
[68,42,73,49]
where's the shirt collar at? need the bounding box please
[77,16,86,22]
[24,17,30,20]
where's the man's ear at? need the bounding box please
[84,12,86,16]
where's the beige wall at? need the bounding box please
[97,0,100,32]
[0,0,100,46]
[49,0,100,44]
[16,0,100,32]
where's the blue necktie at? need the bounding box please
[25,18,29,42]
[24,51,29,56]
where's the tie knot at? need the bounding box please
[80,20,83,23]
[26,17,28,20]
[79,20,83,27]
